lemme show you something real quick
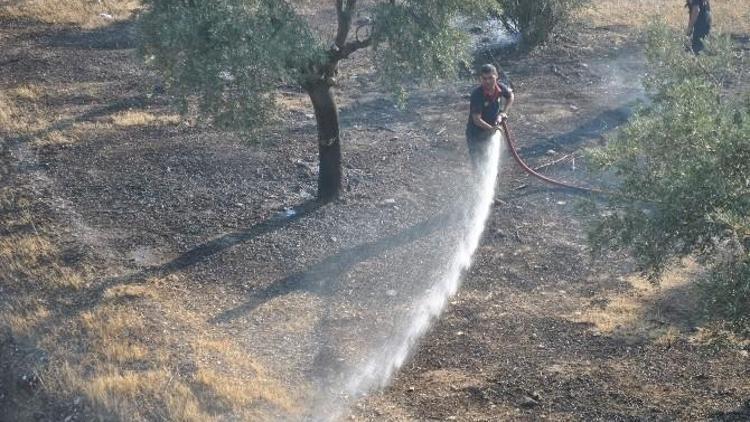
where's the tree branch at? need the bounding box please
[335,0,357,48]
[330,0,372,63]
[337,37,372,60]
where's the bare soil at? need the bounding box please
[1,11,749,422]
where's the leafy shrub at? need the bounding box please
[587,25,750,329]
[496,0,588,47]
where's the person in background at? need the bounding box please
[686,0,711,54]
[465,64,514,169]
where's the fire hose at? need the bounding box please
[499,120,602,194]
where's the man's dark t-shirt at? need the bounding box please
[689,0,711,37]
[466,83,513,141]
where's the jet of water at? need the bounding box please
[314,133,503,421]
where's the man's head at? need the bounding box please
[479,64,499,91]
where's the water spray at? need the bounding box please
[313,133,503,421]
[306,123,602,421]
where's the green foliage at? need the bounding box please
[138,0,326,129]
[587,25,749,327]
[138,0,499,129]
[640,24,740,102]
[699,257,750,333]
[496,0,588,47]
[370,0,497,90]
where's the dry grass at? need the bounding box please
[0,232,88,290]
[579,0,750,34]
[54,364,213,422]
[689,325,750,350]
[4,279,299,420]
[0,0,141,28]
[195,367,291,413]
[1,86,64,137]
[103,283,155,300]
[570,260,700,342]
[0,91,24,133]
[10,84,43,101]
[0,83,181,147]
[191,337,298,413]
[37,81,104,102]
[0,279,300,420]
[108,110,181,127]
[61,120,116,144]
[0,302,50,337]
[0,183,283,418]
[0,188,89,289]
[32,129,78,147]
[79,306,150,364]
[0,234,55,266]
[80,288,296,418]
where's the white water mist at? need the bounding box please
[316,133,503,420]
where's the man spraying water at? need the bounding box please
[339,73,507,419]
[466,64,515,168]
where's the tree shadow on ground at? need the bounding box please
[81,200,324,307]
[573,271,708,348]
[516,104,635,160]
[212,210,456,323]
[10,95,148,142]
[14,17,137,50]
[415,311,684,417]
[455,306,743,420]
[646,281,704,329]
[50,20,134,50]
[2,15,157,156]
[710,400,750,421]
[8,95,152,175]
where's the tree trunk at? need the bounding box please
[307,81,342,203]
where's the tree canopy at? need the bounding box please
[587,25,749,329]
[138,0,498,130]
[495,0,588,47]
[138,0,500,201]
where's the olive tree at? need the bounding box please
[587,25,749,328]
[138,0,498,202]
[496,0,588,47]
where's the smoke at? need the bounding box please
[310,133,503,421]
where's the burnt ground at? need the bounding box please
[1,12,749,422]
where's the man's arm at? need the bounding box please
[494,86,515,125]
[497,90,515,124]
[686,3,700,36]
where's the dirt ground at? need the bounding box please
[1,5,750,422]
